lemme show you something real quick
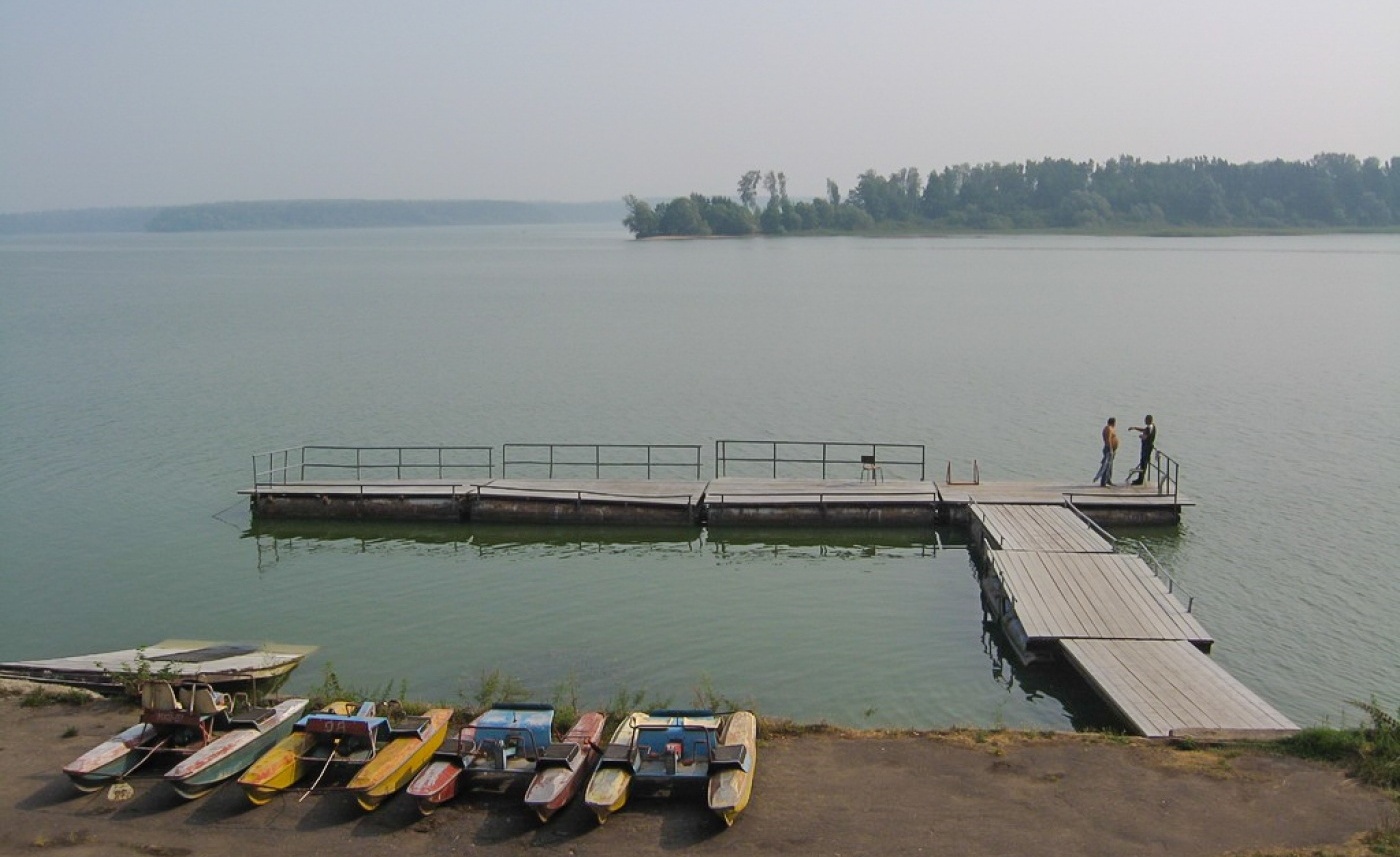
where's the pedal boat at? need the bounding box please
[238,700,451,811]
[583,708,756,826]
[407,702,605,820]
[523,710,606,822]
[62,680,306,796]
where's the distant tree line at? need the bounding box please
[622,154,1400,238]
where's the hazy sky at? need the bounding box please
[3,1,1398,213]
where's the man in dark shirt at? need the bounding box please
[1129,415,1156,485]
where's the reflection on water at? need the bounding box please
[235,520,1113,730]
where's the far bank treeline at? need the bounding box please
[623,154,1400,238]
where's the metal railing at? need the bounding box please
[1147,450,1179,498]
[1118,536,1194,613]
[500,444,702,479]
[714,440,926,480]
[252,445,495,485]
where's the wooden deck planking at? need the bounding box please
[240,479,469,496]
[705,478,940,506]
[468,479,707,507]
[1061,640,1298,739]
[973,504,1114,553]
[943,481,1193,508]
[989,550,1211,645]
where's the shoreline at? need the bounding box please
[4,694,1394,856]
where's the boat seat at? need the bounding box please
[226,706,276,728]
[597,742,640,772]
[389,716,430,739]
[142,681,182,711]
[537,741,582,769]
[189,686,231,715]
[709,743,751,772]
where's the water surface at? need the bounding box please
[1,227,1396,729]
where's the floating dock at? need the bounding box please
[241,442,1299,740]
[244,478,1186,527]
[969,501,1297,740]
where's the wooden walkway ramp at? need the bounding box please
[971,502,1297,740]
[1061,640,1298,740]
[986,550,1213,649]
[973,503,1116,553]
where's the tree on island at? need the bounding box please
[622,154,1400,238]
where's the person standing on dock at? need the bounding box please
[1129,415,1156,485]
[1093,417,1119,487]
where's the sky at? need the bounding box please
[2,0,1398,213]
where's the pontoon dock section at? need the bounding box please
[243,441,1296,740]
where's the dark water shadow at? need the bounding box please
[979,619,1122,733]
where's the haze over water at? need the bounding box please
[1,226,1396,730]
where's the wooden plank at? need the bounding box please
[973,504,1113,553]
[1062,640,1297,739]
[706,478,939,506]
[471,479,706,506]
[991,550,1207,645]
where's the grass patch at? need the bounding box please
[10,685,95,708]
[304,662,432,715]
[1276,699,1400,790]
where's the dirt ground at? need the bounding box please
[2,695,1395,857]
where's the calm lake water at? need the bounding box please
[1,226,1396,730]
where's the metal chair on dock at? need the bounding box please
[860,455,883,483]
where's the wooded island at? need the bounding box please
[623,154,1400,238]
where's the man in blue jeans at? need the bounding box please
[1093,417,1118,487]
[1129,415,1156,485]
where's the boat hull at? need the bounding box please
[583,716,639,824]
[1,640,315,696]
[164,699,308,799]
[63,723,160,791]
[348,707,453,811]
[405,758,463,815]
[707,711,757,826]
[238,730,318,805]
[524,711,606,822]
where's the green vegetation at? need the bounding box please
[1,685,95,708]
[104,647,181,697]
[1278,699,1400,789]
[624,154,1400,238]
[305,662,419,713]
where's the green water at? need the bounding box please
[1,226,1396,729]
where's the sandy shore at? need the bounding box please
[2,694,1394,857]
